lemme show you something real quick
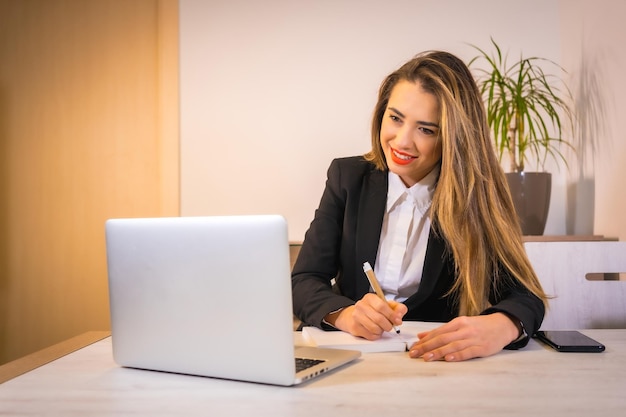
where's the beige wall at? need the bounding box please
[0,0,179,364]
[179,0,626,242]
[178,0,573,241]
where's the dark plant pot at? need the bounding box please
[505,172,552,236]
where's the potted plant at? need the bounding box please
[469,38,575,235]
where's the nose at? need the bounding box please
[395,124,413,149]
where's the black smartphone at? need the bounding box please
[534,330,605,353]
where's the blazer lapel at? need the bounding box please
[404,228,448,306]
[354,168,387,297]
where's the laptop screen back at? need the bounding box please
[105,215,298,385]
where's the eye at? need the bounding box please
[389,114,401,123]
[418,126,436,136]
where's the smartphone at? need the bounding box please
[534,330,605,353]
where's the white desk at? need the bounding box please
[1,329,625,416]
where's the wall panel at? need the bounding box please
[0,0,179,364]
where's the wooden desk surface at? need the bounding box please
[0,329,625,416]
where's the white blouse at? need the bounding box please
[374,165,439,302]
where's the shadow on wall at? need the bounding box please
[566,39,612,235]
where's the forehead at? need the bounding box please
[387,80,440,119]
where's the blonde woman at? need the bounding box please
[292,50,547,362]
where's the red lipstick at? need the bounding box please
[390,148,416,166]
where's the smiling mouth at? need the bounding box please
[391,148,416,165]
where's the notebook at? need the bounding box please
[302,321,441,353]
[105,215,360,386]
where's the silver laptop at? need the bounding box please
[105,215,360,386]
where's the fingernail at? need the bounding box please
[423,352,434,361]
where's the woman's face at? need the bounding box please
[380,80,442,187]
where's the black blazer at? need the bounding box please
[291,157,544,348]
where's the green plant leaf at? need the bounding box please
[469,38,575,172]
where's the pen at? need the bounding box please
[362,261,401,334]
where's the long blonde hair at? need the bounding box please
[365,51,547,315]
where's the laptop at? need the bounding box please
[105,214,360,386]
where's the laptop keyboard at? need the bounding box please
[295,357,326,372]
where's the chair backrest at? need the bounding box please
[525,241,626,329]
[289,243,302,271]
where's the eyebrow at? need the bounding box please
[388,107,440,128]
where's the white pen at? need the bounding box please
[362,261,401,334]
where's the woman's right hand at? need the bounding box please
[326,293,407,340]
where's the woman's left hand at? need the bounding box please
[408,313,520,362]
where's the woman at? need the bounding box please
[291,50,547,362]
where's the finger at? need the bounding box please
[352,299,392,335]
[414,327,445,344]
[387,301,408,325]
[441,346,482,362]
[409,326,467,359]
[421,318,463,338]
[415,316,471,345]
[362,293,394,314]
[410,337,469,361]
[354,296,403,334]
[335,305,384,340]
[351,321,383,341]
[417,331,430,339]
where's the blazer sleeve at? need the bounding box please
[291,157,383,328]
[481,266,546,349]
